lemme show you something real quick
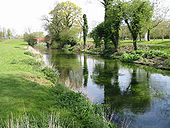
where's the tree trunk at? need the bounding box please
[83,55,88,86]
[162,35,164,40]
[147,29,150,41]
[113,35,119,52]
[104,38,108,50]
[139,34,142,41]
[83,36,86,49]
[133,39,137,50]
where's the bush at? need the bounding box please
[52,84,114,128]
[121,53,141,62]
[142,50,168,58]
[23,33,37,46]
[41,67,59,84]
[59,28,78,48]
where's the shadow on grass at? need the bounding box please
[0,74,55,119]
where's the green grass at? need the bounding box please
[118,39,170,70]
[0,40,114,127]
[120,39,170,55]
[0,39,55,118]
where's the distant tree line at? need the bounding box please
[119,20,170,40]
[0,28,13,39]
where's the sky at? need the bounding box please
[0,0,104,35]
[0,0,169,35]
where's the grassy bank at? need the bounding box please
[118,40,170,70]
[0,40,114,127]
[71,39,170,70]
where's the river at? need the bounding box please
[42,49,170,128]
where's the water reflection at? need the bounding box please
[50,50,83,89]
[83,55,88,87]
[92,60,151,123]
[43,51,170,128]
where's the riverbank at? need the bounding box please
[72,40,170,71]
[117,40,170,70]
[0,40,114,127]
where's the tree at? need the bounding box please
[123,0,153,50]
[82,14,88,49]
[23,32,36,46]
[101,0,113,20]
[146,0,169,41]
[150,20,170,39]
[2,28,6,39]
[106,0,123,51]
[97,0,123,52]
[99,0,112,51]
[6,29,12,39]
[90,22,105,48]
[32,32,44,38]
[44,1,82,48]
[23,31,44,46]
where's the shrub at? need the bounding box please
[23,33,37,46]
[41,67,59,84]
[142,50,168,58]
[121,53,141,62]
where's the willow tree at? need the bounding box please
[123,0,153,50]
[82,14,88,49]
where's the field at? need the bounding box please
[120,39,170,55]
[0,39,113,127]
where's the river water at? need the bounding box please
[42,49,170,128]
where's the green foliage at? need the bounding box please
[123,0,153,50]
[0,40,114,128]
[105,0,123,51]
[42,67,59,84]
[150,21,170,39]
[59,28,78,47]
[23,31,44,47]
[92,0,153,52]
[46,1,82,48]
[52,84,114,128]
[121,49,169,62]
[121,52,141,62]
[142,50,168,58]
[23,33,36,46]
[32,31,44,38]
[83,14,88,48]
[90,22,105,48]
[62,44,74,53]
[7,29,13,39]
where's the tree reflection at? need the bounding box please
[83,55,88,87]
[50,50,83,88]
[92,60,151,117]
